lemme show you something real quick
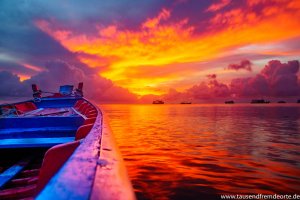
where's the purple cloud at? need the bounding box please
[0,60,137,103]
[226,59,252,71]
[206,74,217,79]
[230,60,300,97]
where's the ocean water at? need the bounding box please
[101,104,300,200]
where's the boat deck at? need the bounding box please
[0,106,84,149]
[18,107,77,117]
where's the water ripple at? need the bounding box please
[102,104,300,199]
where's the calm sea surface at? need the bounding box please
[101,104,300,200]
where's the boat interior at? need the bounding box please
[0,97,98,199]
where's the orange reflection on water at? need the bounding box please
[101,104,300,199]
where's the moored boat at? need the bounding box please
[225,100,234,104]
[277,101,286,103]
[180,102,191,104]
[250,99,270,104]
[0,83,135,199]
[152,100,164,104]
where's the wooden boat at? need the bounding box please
[180,102,191,104]
[225,100,234,104]
[152,100,164,104]
[277,101,286,103]
[250,99,270,104]
[0,83,135,199]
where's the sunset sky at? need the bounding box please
[0,0,300,102]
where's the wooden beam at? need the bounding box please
[0,137,74,148]
[0,157,32,189]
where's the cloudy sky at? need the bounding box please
[0,0,300,102]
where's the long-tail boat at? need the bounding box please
[0,83,135,200]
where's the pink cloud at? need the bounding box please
[206,0,232,12]
[261,60,299,96]
[162,60,300,102]
[230,60,299,97]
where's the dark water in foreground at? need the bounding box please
[101,104,300,200]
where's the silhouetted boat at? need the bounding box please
[251,99,270,104]
[297,99,300,103]
[0,83,135,199]
[277,101,286,103]
[225,100,234,104]
[180,102,191,104]
[153,100,164,104]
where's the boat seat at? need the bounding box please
[75,124,93,141]
[15,102,37,114]
[36,140,80,194]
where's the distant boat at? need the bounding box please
[297,99,300,103]
[153,100,164,104]
[225,100,234,104]
[251,99,270,104]
[180,102,191,104]
[277,101,286,103]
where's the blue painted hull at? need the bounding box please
[0,97,84,149]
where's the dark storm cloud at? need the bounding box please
[0,0,93,74]
[206,74,217,79]
[0,71,27,96]
[226,59,252,71]
[0,61,36,76]
[0,60,137,102]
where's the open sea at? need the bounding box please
[101,104,300,200]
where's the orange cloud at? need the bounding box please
[23,64,43,72]
[18,74,31,82]
[35,1,300,96]
[142,8,170,29]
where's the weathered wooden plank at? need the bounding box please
[0,137,74,148]
[0,184,36,199]
[0,157,32,189]
[90,111,136,200]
